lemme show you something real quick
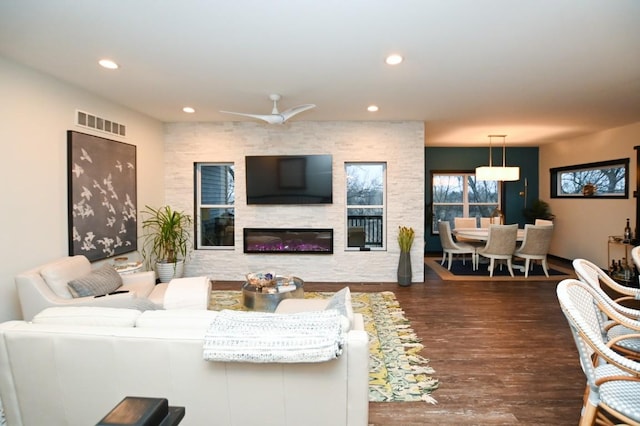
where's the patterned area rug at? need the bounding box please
[209,290,439,403]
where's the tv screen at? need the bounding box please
[245,155,333,204]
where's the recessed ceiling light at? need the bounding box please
[385,54,403,65]
[98,59,119,70]
[367,105,379,112]
[183,107,195,114]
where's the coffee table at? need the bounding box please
[242,276,304,312]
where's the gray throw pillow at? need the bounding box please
[67,264,123,297]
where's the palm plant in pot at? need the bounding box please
[141,205,193,283]
[522,199,555,224]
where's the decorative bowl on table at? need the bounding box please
[246,271,276,288]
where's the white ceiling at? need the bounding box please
[1,0,639,146]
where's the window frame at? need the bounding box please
[195,162,235,250]
[431,170,503,235]
[345,162,387,251]
[550,158,629,198]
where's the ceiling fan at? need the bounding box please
[220,94,316,124]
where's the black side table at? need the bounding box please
[97,396,185,426]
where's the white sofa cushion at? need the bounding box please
[276,299,329,313]
[121,276,156,298]
[32,307,141,327]
[67,264,123,297]
[136,309,219,329]
[325,287,354,331]
[127,298,164,311]
[40,255,92,299]
[163,276,211,310]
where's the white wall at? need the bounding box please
[164,121,425,283]
[0,57,165,321]
[540,122,640,267]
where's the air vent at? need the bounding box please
[76,110,126,137]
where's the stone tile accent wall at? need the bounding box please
[164,121,424,283]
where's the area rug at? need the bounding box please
[425,257,575,281]
[209,290,439,403]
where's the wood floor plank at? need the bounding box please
[210,258,585,425]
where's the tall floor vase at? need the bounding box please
[397,251,412,286]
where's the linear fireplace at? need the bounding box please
[243,228,333,254]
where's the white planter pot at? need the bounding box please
[155,260,185,283]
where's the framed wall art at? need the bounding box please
[67,130,137,261]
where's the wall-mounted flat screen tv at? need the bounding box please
[245,155,333,204]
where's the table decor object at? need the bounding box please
[245,271,277,289]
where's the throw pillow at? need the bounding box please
[67,264,123,297]
[325,287,354,331]
[40,255,92,299]
[32,307,141,327]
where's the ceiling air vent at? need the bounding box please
[76,110,126,137]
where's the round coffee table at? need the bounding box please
[242,276,304,312]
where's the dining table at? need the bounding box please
[452,227,525,242]
[452,227,526,273]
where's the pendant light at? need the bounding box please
[475,134,520,181]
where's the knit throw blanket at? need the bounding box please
[203,309,346,363]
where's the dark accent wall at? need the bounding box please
[424,146,539,253]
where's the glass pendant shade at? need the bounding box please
[475,134,520,181]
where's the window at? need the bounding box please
[195,163,235,248]
[550,158,629,198]
[431,172,500,233]
[346,163,386,250]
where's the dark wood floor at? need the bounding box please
[213,260,586,425]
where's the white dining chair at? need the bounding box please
[534,219,554,226]
[438,221,477,271]
[454,217,477,229]
[453,217,480,245]
[476,224,518,277]
[513,224,554,277]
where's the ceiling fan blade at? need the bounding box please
[220,101,315,124]
[280,104,316,121]
[219,110,283,124]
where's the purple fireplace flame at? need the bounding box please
[244,228,333,254]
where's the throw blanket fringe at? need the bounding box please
[203,309,345,363]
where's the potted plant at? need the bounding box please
[140,205,193,283]
[523,199,555,224]
[397,226,415,286]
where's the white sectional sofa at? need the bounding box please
[15,255,161,320]
[0,302,369,426]
[14,256,210,321]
